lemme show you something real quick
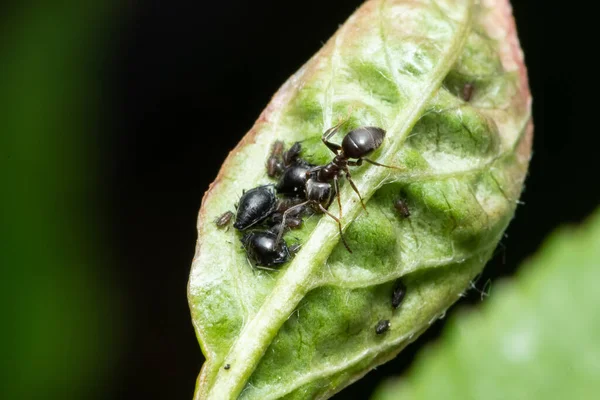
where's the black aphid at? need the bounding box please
[223,364,230,370]
[234,185,278,230]
[392,280,406,309]
[241,230,292,267]
[276,161,313,198]
[394,199,410,218]
[215,210,234,228]
[375,320,391,334]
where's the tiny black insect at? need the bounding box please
[375,319,391,334]
[392,280,406,309]
[241,230,292,268]
[223,364,230,370]
[462,82,474,102]
[215,210,234,229]
[233,185,278,230]
[394,198,410,218]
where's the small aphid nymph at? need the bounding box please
[223,364,230,370]
[215,210,234,229]
[392,280,407,309]
[394,199,410,218]
[283,142,302,166]
[266,141,285,177]
[375,319,391,335]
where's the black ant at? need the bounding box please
[276,123,401,253]
[312,123,401,212]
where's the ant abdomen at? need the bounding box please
[342,126,386,159]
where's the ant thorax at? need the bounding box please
[305,178,333,208]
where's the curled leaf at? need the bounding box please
[188,0,532,399]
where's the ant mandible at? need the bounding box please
[276,121,401,253]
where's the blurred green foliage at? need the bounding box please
[373,208,600,400]
[0,2,118,399]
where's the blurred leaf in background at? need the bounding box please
[0,2,119,399]
[373,208,600,400]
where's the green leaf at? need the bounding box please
[188,0,531,398]
[372,209,600,400]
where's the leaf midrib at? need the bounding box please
[203,1,473,398]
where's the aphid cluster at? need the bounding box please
[373,279,408,335]
[216,122,398,267]
[216,141,311,268]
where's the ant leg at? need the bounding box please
[346,159,362,167]
[363,157,404,170]
[255,265,278,272]
[343,167,368,214]
[289,243,302,254]
[321,122,344,155]
[333,175,342,219]
[317,204,352,253]
[276,201,310,246]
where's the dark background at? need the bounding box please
[3,0,596,399]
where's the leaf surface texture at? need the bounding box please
[373,209,600,400]
[188,0,531,398]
